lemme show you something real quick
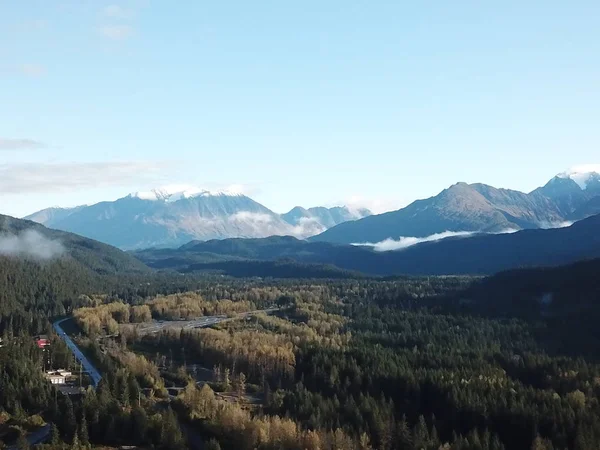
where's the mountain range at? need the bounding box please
[134,212,600,276]
[25,166,600,251]
[312,166,600,244]
[25,187,370,250]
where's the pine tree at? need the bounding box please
[396,415,412,450]
[79,413,90,447]
[104,414,117,445]
[50,423,61,445]
[205,439,222,450]
[128,374,141,407]
[430,425,441,449]
[61,395,77,443]
[236,372,246,401]
[119,375,130,408]
[359,432,373,450]
[71,432,80,449]
[131,406,149,445]
[413,415,430,449]
[16,432,30,450]
[223,368,231,391]
[160,407,185,450]
[490,434,505,450]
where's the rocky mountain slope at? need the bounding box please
[25,187,365,249]
[312,167,600,244]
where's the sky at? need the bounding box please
[1,0,599,218]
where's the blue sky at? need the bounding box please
[1,1,599,217]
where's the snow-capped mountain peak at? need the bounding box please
[130,185,244,202]
[557,165,600,190]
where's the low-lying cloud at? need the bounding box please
[228,212,274,224]
[289,217,327,239]
[0,230,65,260]
[538,220,574,229]
[353,231,476,252]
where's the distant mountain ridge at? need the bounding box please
[26,205,86,226]
[312,166,600,244]
[25,187,367,250]
[25,166,600,250]
[134,213,600,276]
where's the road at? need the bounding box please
[135,307,278,335]
[53,308,277,386]
[50,309,276,450]
[53,318,102,387]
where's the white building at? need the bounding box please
[45,370,70,385]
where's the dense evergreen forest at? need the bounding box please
[3,224,600,449]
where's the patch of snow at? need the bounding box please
[131,185,244,202]
[557,165,600,190]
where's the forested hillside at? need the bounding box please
[4,213,600,449]
[53,272,600,449]
[135,213,600,276]
[0,214,150,274]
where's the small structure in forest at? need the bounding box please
[45,369,72,385]
[35,335,50,349]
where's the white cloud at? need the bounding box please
[353,228,528,252]
[353,231,476,252]
[494,228,520,234]
[228,212,274,224]
[224,184,254,196]
[289,217,326,239]
[342,195,407,215]
[0,138,46,150]
[104,5,133,19]
[0,161,166,194]
[0,230,64,260]
[537,220,574,229]
[99,25,134,40]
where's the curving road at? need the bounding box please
[134,307,279,336]
[53,318,102,387]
